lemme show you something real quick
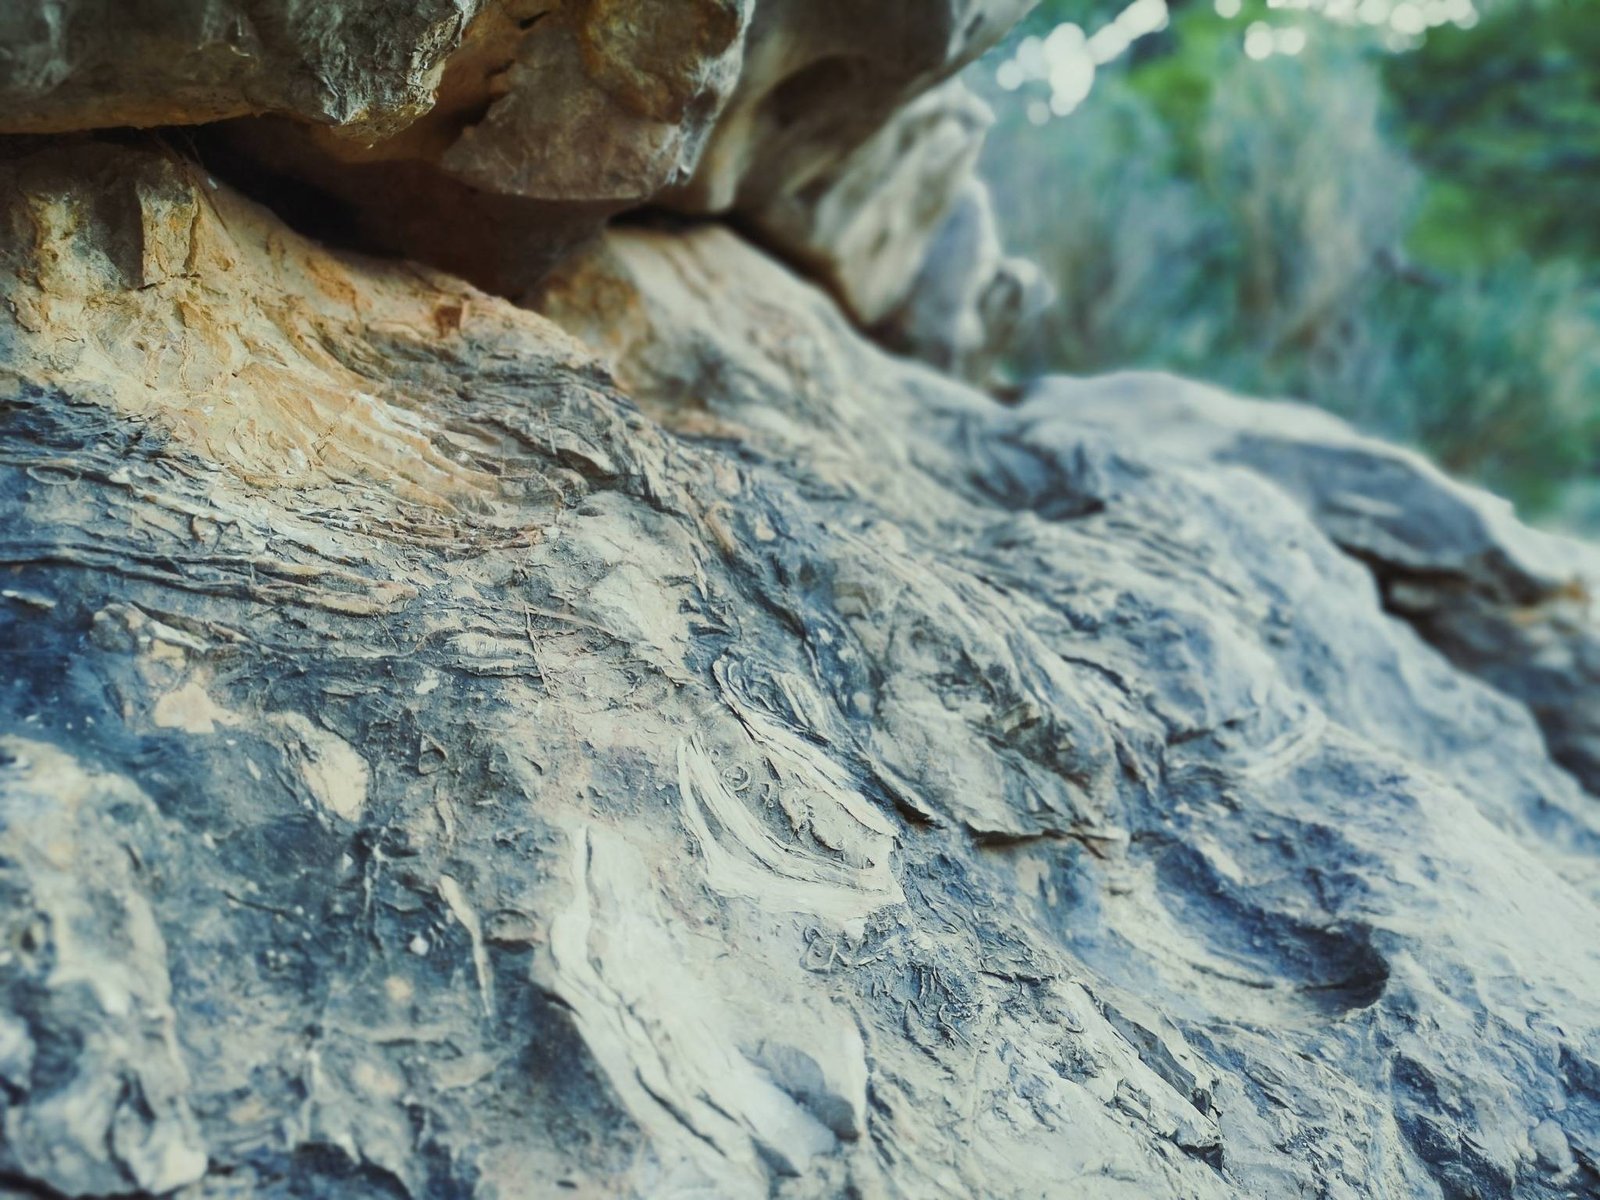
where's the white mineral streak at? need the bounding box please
[676,733,903,924]
[438,875,495,1019]
[271,713,371,823]
[542,825,838,1193]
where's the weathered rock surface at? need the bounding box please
[1026,372,1600,799]
[3,139,1600,1198]
[672,3,1036,362]
[875,178,1052,384]
[0,0,1033,361]
[0,0,484,136]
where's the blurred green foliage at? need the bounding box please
[1391,2,1600,265]
[978,0,1600,525]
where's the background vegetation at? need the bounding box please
[975,0,1600,527]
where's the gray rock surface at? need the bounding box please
[2,140,1599,1198]
[737,80,995,329]
[1025,372,1600,799]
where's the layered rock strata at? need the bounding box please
[1,139,1598,1198]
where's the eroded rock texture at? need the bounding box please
[2,139,1600,1199]
[0,0,484,136]
[0,0,1027,364]
[1029,374,1600,800]
[669,1,1035,362]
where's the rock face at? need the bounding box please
[0,0,1030,362]
[1027,373,1600,799]
[876,178,1052,383]
[3,136,1600,1199]
[0,0,484,135]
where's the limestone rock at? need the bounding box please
[0,0,485,136]
[0,0,1038,368]
[2,141,1599,1197]
[876,178,1053,383]
[738,80,993,328]
[1023,372,1600,798]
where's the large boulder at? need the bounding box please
[734,79,995,330]
[1,0,1018,206]
[0,0,487,136]
[0,0,1038,364]
[3,139,1599,1197]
